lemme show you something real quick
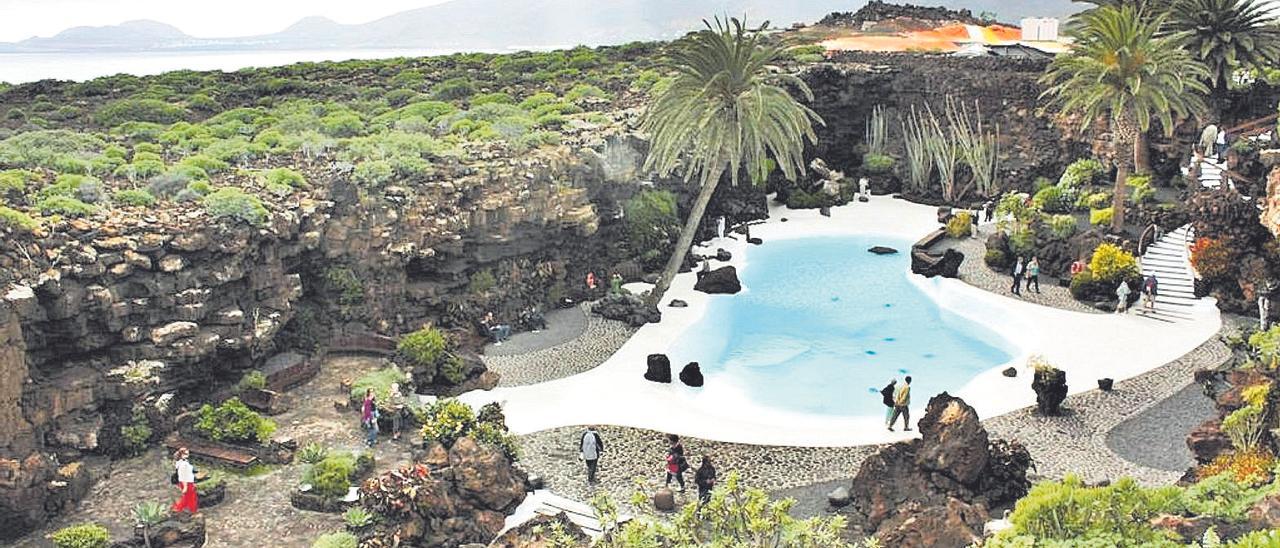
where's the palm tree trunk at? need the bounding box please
[1112,158,1130,233]
[1134,132,1150,175]
[644,171,724,308]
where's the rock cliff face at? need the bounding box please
[801,53,1089,200]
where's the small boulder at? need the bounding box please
[936,207,953,224]
[911,249,964,279]
[645,354,672,383]
[668,299,688,308]
[653,488,676,512]
[868,246,899,255]
[819,206,832,217]
[1098,378,1114,391]
[827,486,851,508]
[1002,367,1017,378]
[748,237,763,245]
[1032,367,1068,416]
[679,362,704,387]
[693,266,741,295]
[858,195,870,203]
[715,248,732,262]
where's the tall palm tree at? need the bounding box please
[640,17,822,307]
[1041,5,1209,233]
[1167,0,1280,99]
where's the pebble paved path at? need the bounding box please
[940,235,1102,314]
[484,304,638,388]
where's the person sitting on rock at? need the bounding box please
[519,306,547,332]
[482,311,511,344]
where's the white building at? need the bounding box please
[1020,18,1060,42]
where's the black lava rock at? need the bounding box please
[911,248,964,279]
[715,248,732,262]
[591,293,661,327]
[679,362,704,387]
[748,237,763,245]
[1032,367,1068,415]
[819,206,832,217]
[693,266,742,295]
[1097,378,1114,391]
[868,246,899,255]
[1002,367,1017,378]
[645,354,672,383]
[668,299,688,308]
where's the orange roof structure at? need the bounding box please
[820,23,1052,54]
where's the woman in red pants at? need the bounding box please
[171,447,198,515]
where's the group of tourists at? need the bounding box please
[1009,256,1041,296]
[578,427,719,504]
[360,385,408,447]
[880,376,913,431]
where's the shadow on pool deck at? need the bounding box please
[482,305,588,357]
[1105,382,1217,473]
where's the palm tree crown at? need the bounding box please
[1167,0,1280,93]
[1042,5,1209,231]
[642,17,822,189]
[639,17,822,307]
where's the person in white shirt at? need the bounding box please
[171,447,199,515]
[580,426,604,484]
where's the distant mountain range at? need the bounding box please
[0,0,1081,53]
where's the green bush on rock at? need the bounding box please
[48,523,110,548]
[861,153,895,174]
[95,98,188,127]
[623,189,679,261]
[36,196,98,218]
[195,397,277,444]
[203,188,268,226]
[307,454,356,499]
[0,206,39,232]
[113,189,157,207]
[312,532,358,548]
[945,211,972,238]
[1059,158,1105,188]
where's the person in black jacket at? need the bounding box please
[694,455,717,505]
[881,379,897,428]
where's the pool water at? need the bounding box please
[672,236,1016,417]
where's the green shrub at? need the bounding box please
[312,532,358,548]
[264,167,306,188]
[861,153,895,174]
[1078,190,1112,211]
[1032,184,1074,213]
[417,399,477,448]
[349,366,408,405]
[468,269,496,293]
[322,266,363,305]
[36,196,97,217]
[308,454,355,499]
[113,189,157,207]
[203,188,269,226]
[431,77,476,101]
[120,409,152,455]
[298,443,329,465]
[195,470,225,498]
[343,507,375,529]
[236,370,267,392]
[1224,529,1280,546]
[398,327,448,368]
[195,397,277,444]
[1088,243,1139,284]
[1048,214,1077,239]
[95,98,188,127]
[48,523,110,548]
[1090,207,1113,227]
[1127,174,1155,205]
[1183,473,1271,522]
[0,206,39,232]
[990,475,1183,546]
[945,211,972,238]
[1249,326,1280,369]
[623,189,679,258]
[1222,404,1266,451]
[0,168,38,194]
[353,160,395,187]
[179,154,229,174]
[320,112,364,138]
[1059,158,1105,188]
[470,92,515,106]
[984,248,1009,269]
[565,84,611,102]
[1008,228,1037,257]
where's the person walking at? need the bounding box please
[1026,257,1041,294]
[880,379,897,428]
[361,388,379,447]
[387,383,405,441]
[983,200,995,223]
[1010,257,1025,296]
[171,448,199,516]
[1142,275,1159,312]
[664,434,687,492]
[694,455,717,505]
[580,426,604,484]
[1116,280,1132,313]
[887,376,912,432]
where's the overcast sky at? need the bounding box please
[0,0,454,42]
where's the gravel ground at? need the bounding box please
[484,304,637,388]
[1104,382,1217,473]
[939,234,1102,315]
[484,305,588,357]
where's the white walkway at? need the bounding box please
[1136,225,1215,324]
[461,196,1222,447]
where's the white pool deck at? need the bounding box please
[460,196,1222,447]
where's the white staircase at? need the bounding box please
[1136,225,1206,323]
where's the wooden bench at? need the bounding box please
[164,436,258,469]
[330,332,397,356]
[262,351,320,392]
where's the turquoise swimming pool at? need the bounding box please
[671,235,1016,417]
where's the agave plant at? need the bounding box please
[297,442,329,465]
[132,501,168,548]
[342,506,375,529]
